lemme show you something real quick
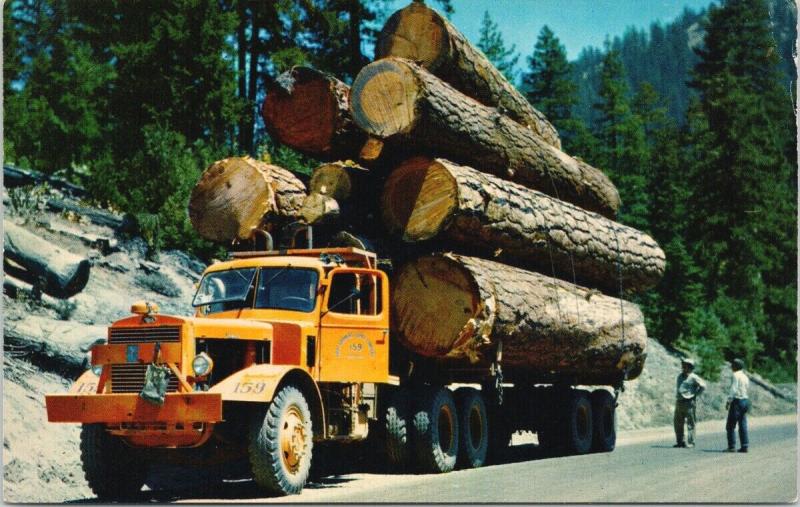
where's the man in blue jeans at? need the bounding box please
[725,358,750,453]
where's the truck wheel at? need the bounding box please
[455,388,488,468]
[591,390,616,452]
[80,424,147,500]
[566,390,593,455]
[385,387,412,467]
[248,385,313,495]
[412,386,459,473]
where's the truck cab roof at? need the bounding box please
[203,247,378,274]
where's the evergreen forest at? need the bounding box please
[3,0,797,382]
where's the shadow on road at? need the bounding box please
[67,437,606,502]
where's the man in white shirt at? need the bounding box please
[673,358,706,448]
[725,358,750,452]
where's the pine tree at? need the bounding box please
[103,0,243,154]
[688,0,796,374]
[593,48,650,232]
[476,10,519,82]
[635,83,703,348]
[522,26,588,153]
[3,0,114,174]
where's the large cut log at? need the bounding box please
[350,58,620,218]
[262,67,365,161]
[375,1,560,148]
[3,220,90,298]
[382,158,665,294]
[300,161,379,228]
[392,254,647,384]
[188,157,306,243]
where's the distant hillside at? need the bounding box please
[571,0,797,126]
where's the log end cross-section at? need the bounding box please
[375,1,451,71]
[382,157,458,241]
[262,67,364,160]
[350,58,421,139]
[188,157,305,243]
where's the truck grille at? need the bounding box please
[109,326,181,344]
[110,364,180,393]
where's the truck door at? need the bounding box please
[318,268,390,383]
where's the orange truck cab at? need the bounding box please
[46,247,396,497]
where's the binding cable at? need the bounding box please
[542,166,582,324]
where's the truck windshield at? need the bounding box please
[255,267,318,313]
[193,268,257,312]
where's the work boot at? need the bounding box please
[725,447,736,452]
[738,447,748,453]
[673,442,686,448]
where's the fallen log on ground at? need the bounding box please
[392,254,647,384]
[262,67,365,161]
[43,196,128,230]
[4,164,86,198]
[4,221,91,298]
[188,157,306,243]
[350,57,620,218]
[375,1,561,148]
[382,158,665,294]
[4,315,107,378]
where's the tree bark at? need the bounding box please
[3,220,91,298]
[392,254,647,384]
[350,58,620,218]
[382,158,665,294]
[376,1,561,149]
[262,67,366,161]
[188,157,306,243]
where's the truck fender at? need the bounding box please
[209,364,325,437]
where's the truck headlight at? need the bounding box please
[192,352,214,377]
[91,365,103,376]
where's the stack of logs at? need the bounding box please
[187,1,666,384]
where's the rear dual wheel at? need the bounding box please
[567,390,594,454]
[591,389,616,452]
[537,389,593,455]
[455,387,489,469]
[412,387,459,473]
[385,387,412,467]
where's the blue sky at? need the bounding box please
[381,0,715,62]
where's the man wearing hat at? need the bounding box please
[725,358,750,452]
[674,358,706,448]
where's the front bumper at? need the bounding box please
[45,392,222,424]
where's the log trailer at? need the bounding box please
[46,242,633,499]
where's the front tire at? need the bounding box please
[412,386,459,473]
[80,424,147,500]
[249,385,313,495]
[455,388,488,468]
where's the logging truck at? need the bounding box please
[46,242,643,499]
